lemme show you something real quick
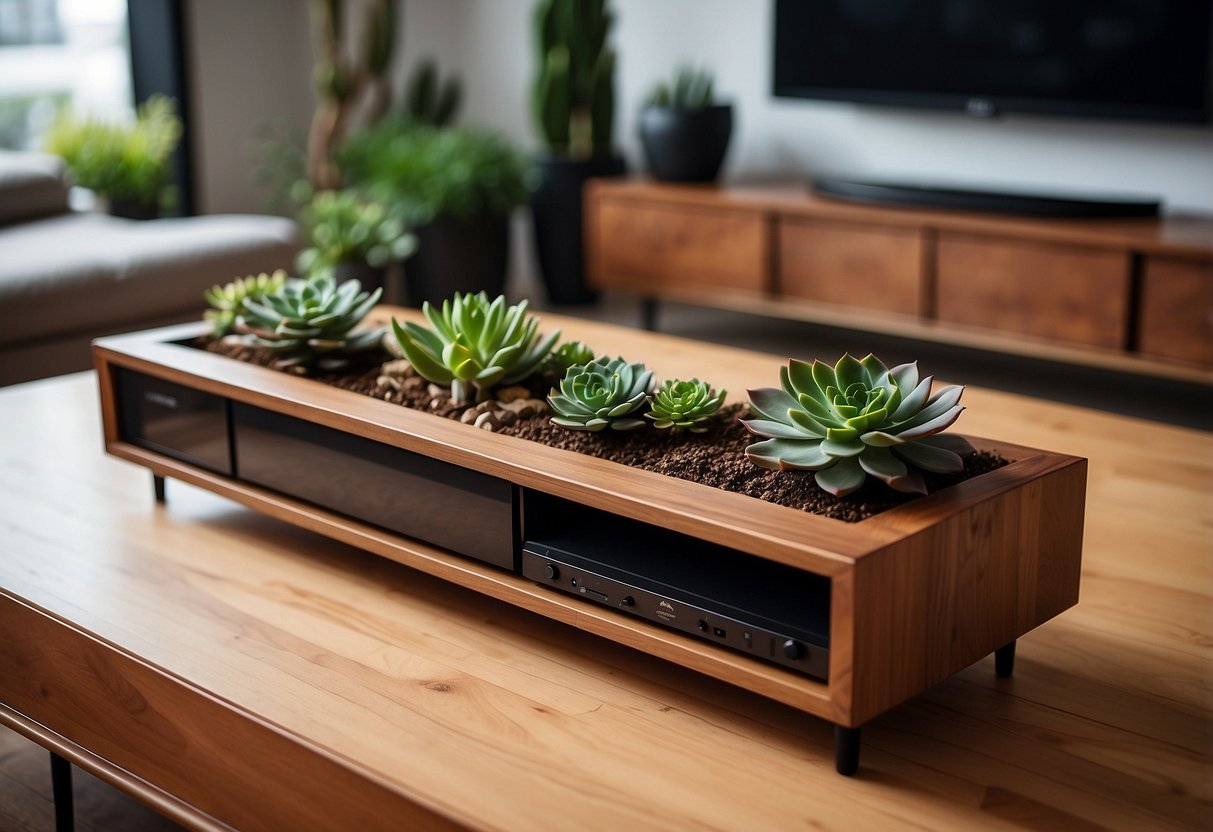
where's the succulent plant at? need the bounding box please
[742,354,974,497]
[295,189,416,276]
[203,269,287,337]
[539,339,595,377]
[549,357,654,431]
[391,292,559,405]
[645,378,726,432]
[645,66,716,110]
[236,275,384,370]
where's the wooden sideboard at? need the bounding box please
[585,179,1213,381]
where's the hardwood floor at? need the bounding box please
[0,728,183,832]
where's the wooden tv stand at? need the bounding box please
[585,179,1213,381]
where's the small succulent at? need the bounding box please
[742,354,974,497]
[645,65,715,110]
[391,292,559,405]
[295,189,416,277]
[549,357,654,431]
[540,339,595,378]
[645,378,726,432]
[203,269,287,337]
[236,275,384,370]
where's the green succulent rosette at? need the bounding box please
[742,353,974,497]
[236,275,383,370]
[645,378,726,432]
[392,292,558,405]
[549,357,655,431]
[204,269,287,337]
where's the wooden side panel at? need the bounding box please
[936,234,1130,349]
[847,459,1086,726]
[0,596,463,832]
[777,218,925,315]
[1138,256,1213,367]
[589,197,767,295]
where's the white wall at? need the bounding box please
[410,0,1213,214]
[184,0,314,214]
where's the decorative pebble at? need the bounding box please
[381,359,415,378]
[460,409,479,424]
[474,412,501,431]
[427,383,446,398]
[496,385,530,403]
[376,374,401,391]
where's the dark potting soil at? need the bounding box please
[200,337,1008,522]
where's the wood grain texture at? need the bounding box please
[777,217,926,315]
[0,346,1209,829]
[588,195,768,295]
[1138,256,1213,367]
[936,233,1131,349]
[585,179,1213,380]
[90,312,1087,733]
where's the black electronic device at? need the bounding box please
[773,0,1213,125]
[812,176,1163,218]
[521,534,830,681]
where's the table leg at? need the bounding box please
[50,752,74,832]
[153,474,166,504]
[834,725,861,776]
[995,640,1016,677]
[640,297,659,332]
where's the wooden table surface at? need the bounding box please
[1,313,1210,831]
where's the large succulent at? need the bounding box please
[549,357,654,431]
[645,378,726,432]
[742,354,974,497]
[204,269,287,337]
[236,275,383,370]
[391,292,559,405]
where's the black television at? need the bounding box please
[773,0,1213,125]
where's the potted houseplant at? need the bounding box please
[639,66,733,183]
[295,188,417,293]
[338,120,531,306]
[529,0,625,304]
[43,94,182,219]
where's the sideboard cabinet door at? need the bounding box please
[936,233,1130,350]
[1137,257,1213,368]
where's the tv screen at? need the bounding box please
[773,0,1213,124]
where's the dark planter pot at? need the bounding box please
[108,197,160,221]
[530,154,626,305]
[639,105,733,183]
[406,213,509,307]
[333,261,388,295]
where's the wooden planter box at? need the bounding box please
[93,312,1086,775]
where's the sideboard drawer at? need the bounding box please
[117,368,232,475]
[936,233,1130,350]
[1138,256,1213,368]
[777,218,925,316]
[232,403,517,570]
[591,198,766,294]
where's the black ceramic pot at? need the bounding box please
[405,212,509,307]
[530,153,626,305]
[108,197,160,220]
[638,104,733,183]
[332,261,388,295]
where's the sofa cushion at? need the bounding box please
[0,211,299,347]
[0,151,71,227]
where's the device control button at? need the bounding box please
[544,563,559,580]
[782,639,804,660]
[697,619,709,632]
[620,596,635,607]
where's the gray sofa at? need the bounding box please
[0,151,300,386]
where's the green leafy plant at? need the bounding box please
[339,121,532,224]
[295,189,417,276]
[204,269,287,337]
[645,378,726,432]
[391,292,559,405]
[236,275,384,370]
[403,58,462,127]
[532,0,616,158]
[645,66,715,110]
[742,354,974,497]
[44,94,182,208]
[549,357,654,431]
[540,339,595,377]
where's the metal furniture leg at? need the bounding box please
[834,725,861,776]
[995,640,1016,677]
[50,752,74,832]
[153,473,166,503]
[640,297,659,332]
